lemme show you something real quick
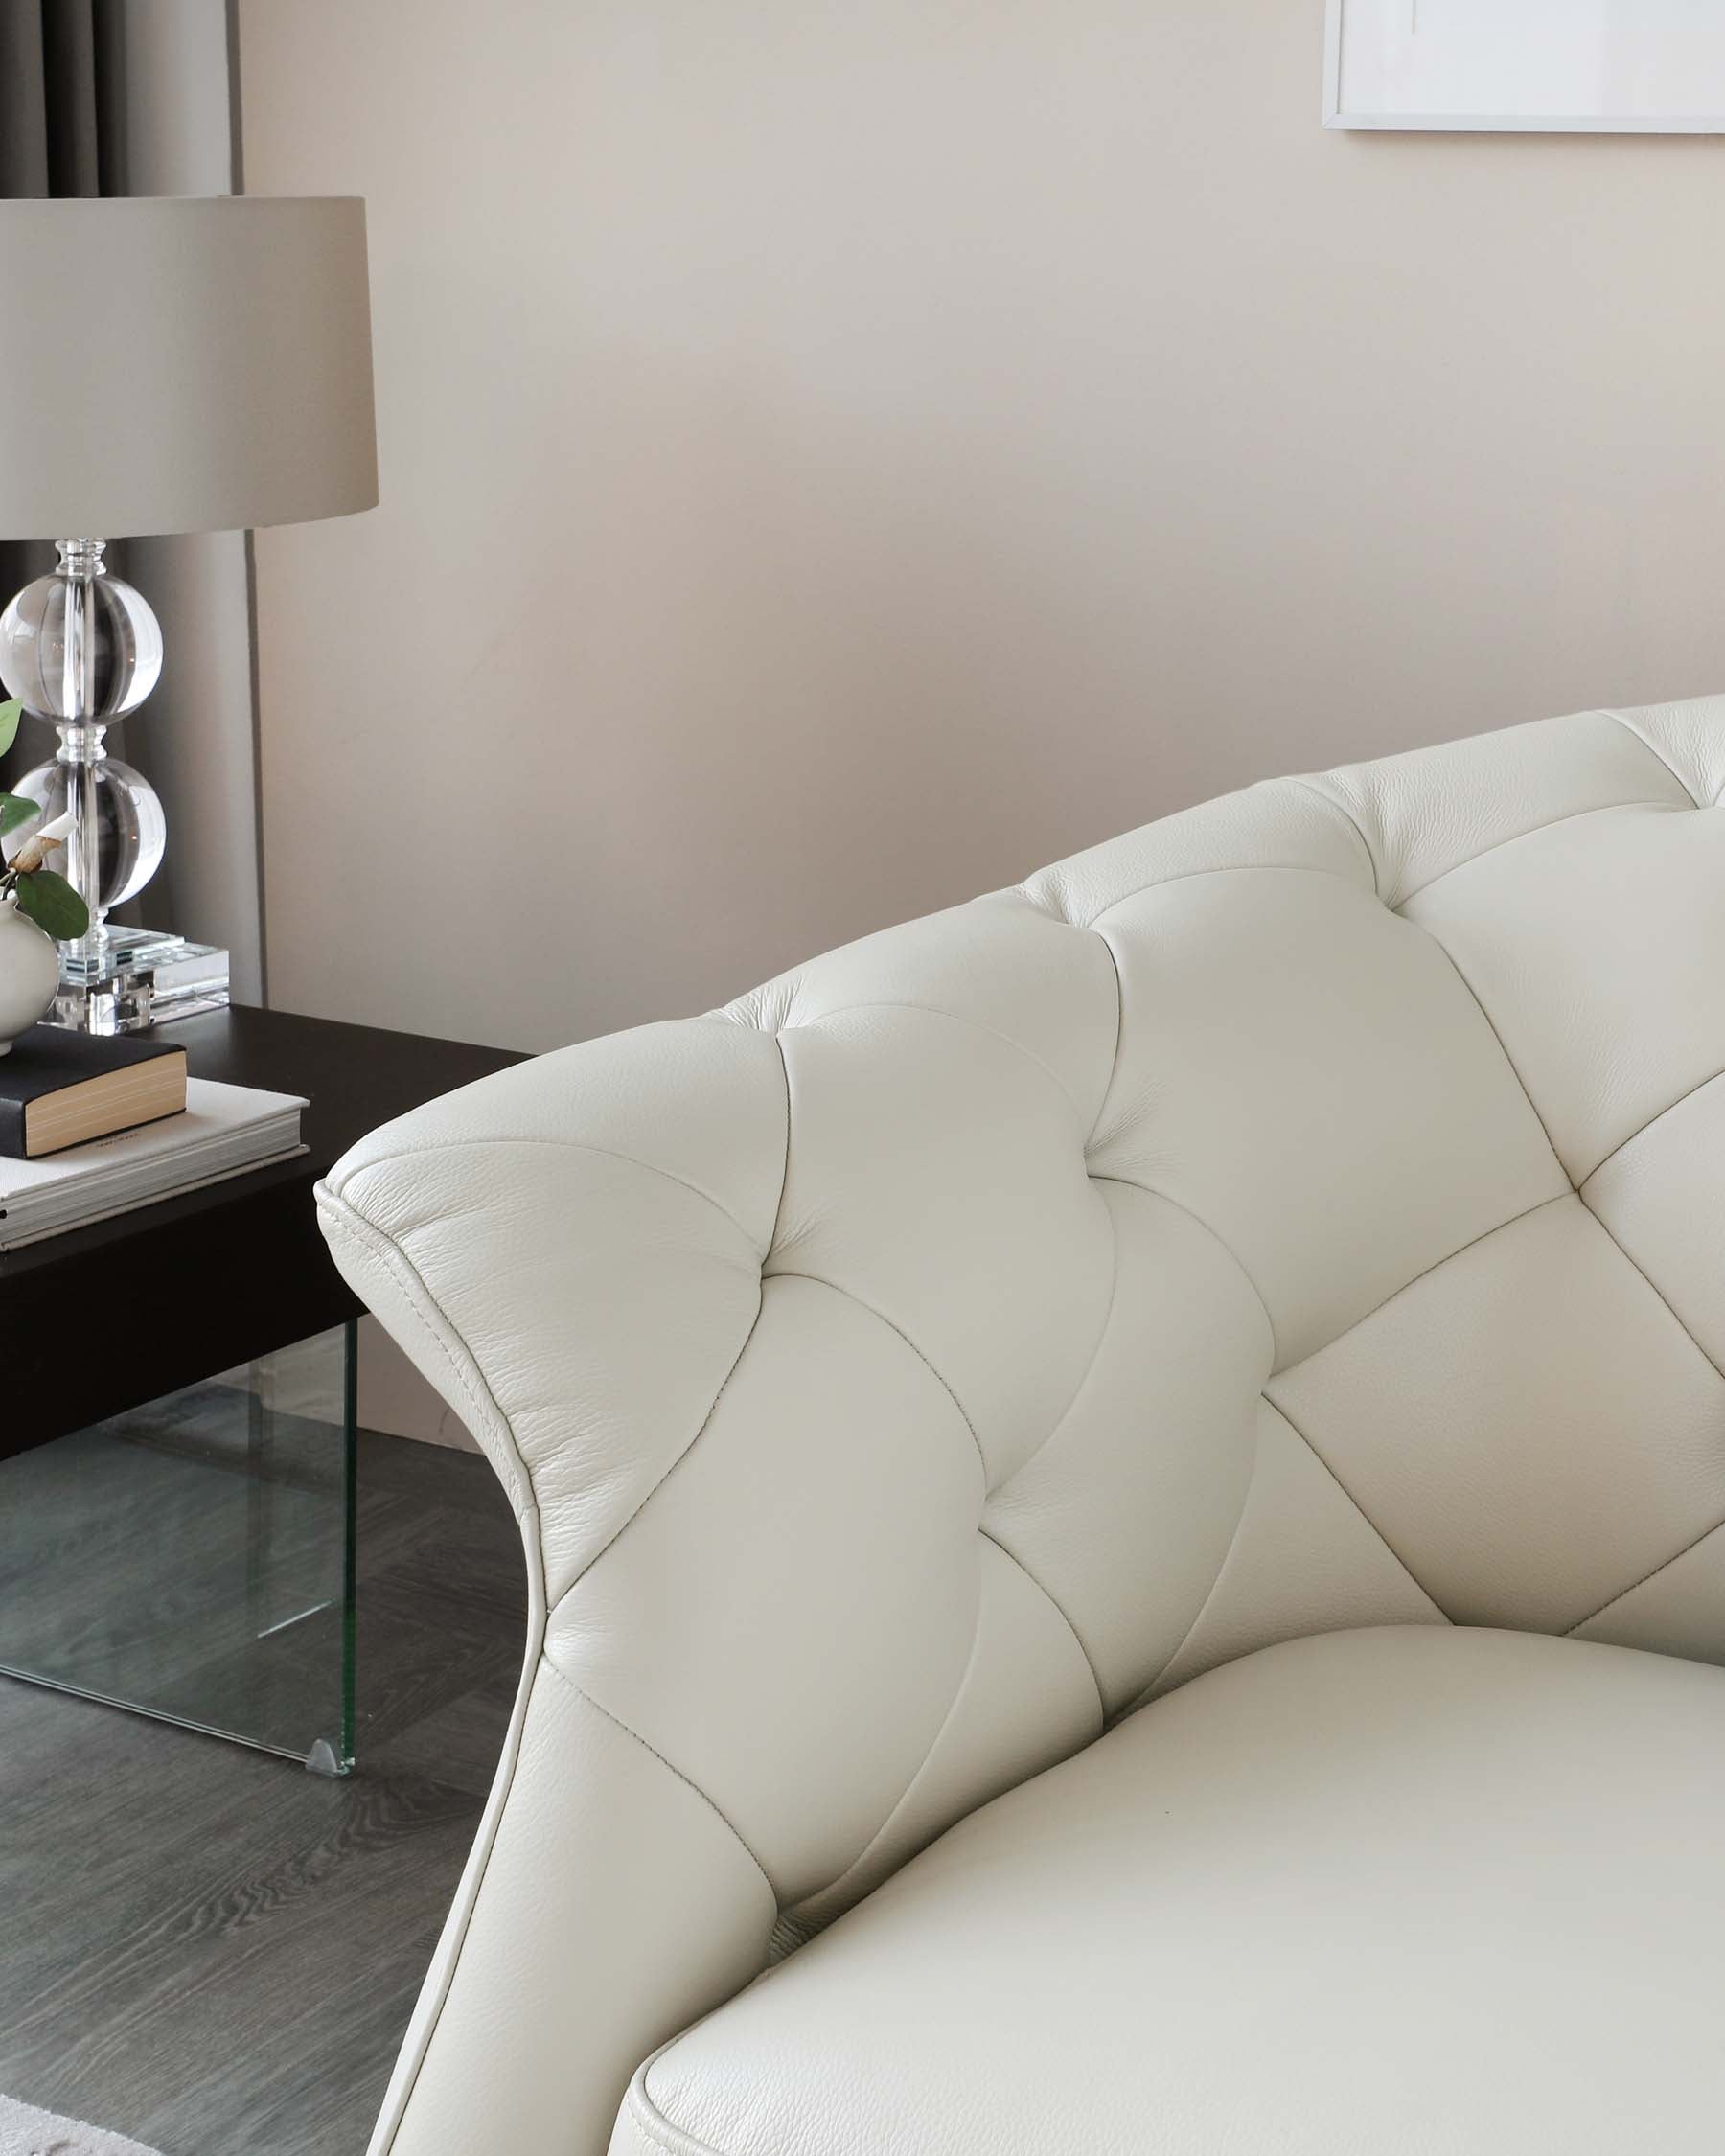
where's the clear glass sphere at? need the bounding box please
[0,553,163,722]
[5,755,166,916]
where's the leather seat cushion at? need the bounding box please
[610,1627,1725,2155]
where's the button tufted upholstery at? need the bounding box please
[318,696,1725,2156]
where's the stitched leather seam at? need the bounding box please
[781,1562,996,1932]
[1403,928,1573,1189]
[1126,1463,1259,1709]
[765,1267,990,1485]
[1262,1394,1452,1614]
[1089,926,1126,1149]
[748,1269,1104,1699]
[1082,859,1364,932]
[543,1046,793,1617]
[1559,1176,1725,1627]
[311,1192,553,2154]
[1127,1399,1450,1709]
[1581,1064,1725,1186]
[1029,732,1690,930]
[785,998,1087,1127]
[1564,1506,1725,1637]
[1267,1189,1725,1640]
[1395,798,1683,908]
[373,1595,545,2150]
[766,1028,794,1252]
[378,1600,545,2149]
[540,1656,778,1902]
[1267,1190,1570,1377]
[627,2072,735,2156]
[985,1180,1120,1498]
[1602,706,1704,806]
[1578,1189,1725,1389]
[978,1525,1106,1712]
[1289,775,1380,897]
[336,1135,770,1259]
[1085,1174,1278,1369]
[546,1278,768,1620]
[313,1186,533,1514]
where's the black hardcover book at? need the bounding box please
[0,1024,189,1159]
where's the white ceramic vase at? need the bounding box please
[0,893,61,1052]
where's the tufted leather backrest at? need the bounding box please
[318,696,1725,2156]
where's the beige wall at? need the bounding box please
[240,0,1725,1056]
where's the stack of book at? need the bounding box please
[0,1027,306,1250]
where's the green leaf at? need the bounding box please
[0,699,21,758]
[14,867,89,942]
[0,793,38,837]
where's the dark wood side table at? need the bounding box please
[0,1006,524,1771]
[1,1005,524,1462]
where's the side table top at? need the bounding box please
[0,1004,526,1456]
[179,1004,526,1180]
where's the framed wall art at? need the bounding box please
[1324,0,1725,132]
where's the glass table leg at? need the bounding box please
[0,1320,357,1773]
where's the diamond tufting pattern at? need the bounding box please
[315,694,1725,2156]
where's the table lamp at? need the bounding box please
[0,196,377,1030]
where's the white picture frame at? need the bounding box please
[1324,0,1725,133]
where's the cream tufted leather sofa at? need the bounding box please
[318,696,1725,2156]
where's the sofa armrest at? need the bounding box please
[317,1021,788,2154]
[317,901,1115,2153]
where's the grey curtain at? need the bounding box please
[0,1,126,590]
[0,0,121,197]
[0,2,160,935]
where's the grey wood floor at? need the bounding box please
[0,1430,525,2156]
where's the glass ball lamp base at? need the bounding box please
[10,748,167,924]
[0,539,179,1030]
